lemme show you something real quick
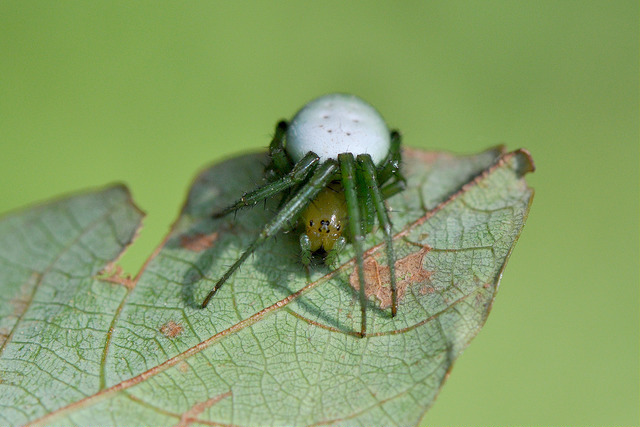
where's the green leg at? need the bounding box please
[265,120,292,181]
[299,234,313,265]
[213,152,319,218]
[202,159,338,308]
[376,130,403,185]
[378,131,407,200]
[380,179,406,200]
[324,236,346,266]
[358,154,398,317]
[356,168,376,236]
[339,153,367,337]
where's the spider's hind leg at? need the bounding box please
[378,131,407,199]
[265,120,292,181]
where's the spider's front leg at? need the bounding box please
[358,154,398,317]
[212,151,319,218]
[338,152,368,338]
[201,159,338,308]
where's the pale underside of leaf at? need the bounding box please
[0,147,534,427]
[0,186,143,425]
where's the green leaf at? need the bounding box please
[0,147,534,426]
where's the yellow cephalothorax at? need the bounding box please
[301,182,346,253]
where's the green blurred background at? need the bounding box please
[1,1,637,425]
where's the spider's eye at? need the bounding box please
[309,220,314,226]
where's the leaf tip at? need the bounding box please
[512,149,536,176]
[109,182,147,217]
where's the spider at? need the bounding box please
[201,93,406,337]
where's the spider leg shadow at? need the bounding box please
[266,254,381,336]
[174,211,303,312]
[168,154,272,309]
[172,221,234,310]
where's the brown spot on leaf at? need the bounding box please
[419,285,435,295]
[180,232,219,252]
[160,321,183,339]
[349,245,432,309]
[0,329,9,349]
[178,362,189,373]
[98,265,135,290]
